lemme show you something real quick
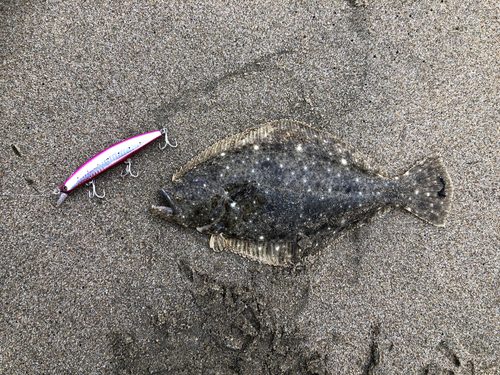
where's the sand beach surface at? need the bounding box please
[1,1,499,373]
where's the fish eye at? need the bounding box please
[62,186,68,191]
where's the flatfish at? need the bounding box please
[151,120,453,266]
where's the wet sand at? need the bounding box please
[1,1,499,373]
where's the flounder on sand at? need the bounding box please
[151,120,453,266]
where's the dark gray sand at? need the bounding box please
[1,1,499,374]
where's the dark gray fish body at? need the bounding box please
[152,120,453,266]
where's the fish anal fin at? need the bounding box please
[209,235,298,267]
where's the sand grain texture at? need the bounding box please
[1,1,499,374]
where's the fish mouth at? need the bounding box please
[150,190,176,218]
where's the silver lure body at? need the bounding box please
[57,130,163,206]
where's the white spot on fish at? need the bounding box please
[296,144,303,151]
[341,159,347,165]
[254,145,259,150]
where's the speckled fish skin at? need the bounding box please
[151,120,453,266]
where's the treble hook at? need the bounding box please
[121,158,139,178]
[86,180,105,199]
[159,128,178,150]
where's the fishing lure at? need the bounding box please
[57,129,176,206]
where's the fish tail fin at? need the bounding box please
[398,154,453,227]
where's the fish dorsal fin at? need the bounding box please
[209,234,299,267]
[173,119,384,181]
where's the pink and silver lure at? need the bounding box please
[57,129,175,206]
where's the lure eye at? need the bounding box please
[62,185,68,191]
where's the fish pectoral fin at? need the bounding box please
[209,235,299,267]
[196,206,227,234]
[227,182,259,202]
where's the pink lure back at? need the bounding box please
[57,130,164,206]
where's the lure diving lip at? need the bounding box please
[57,129,176,206]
